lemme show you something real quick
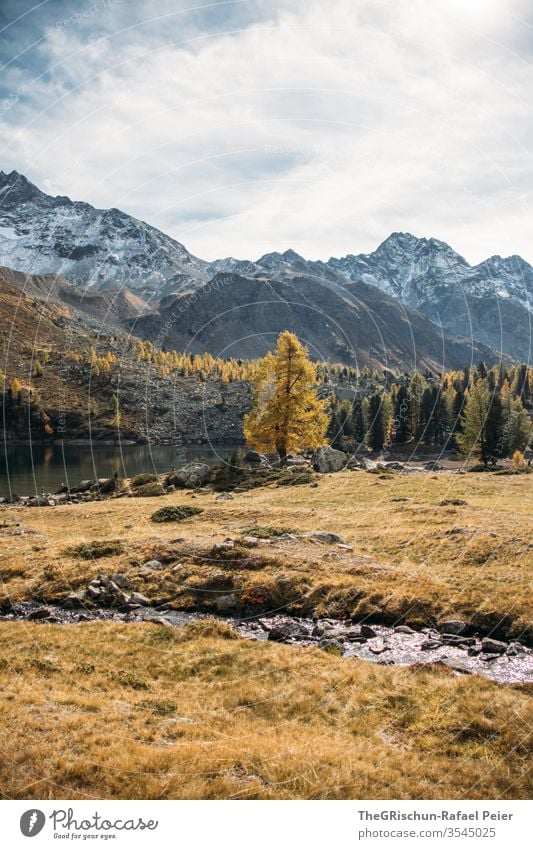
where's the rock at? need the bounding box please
[481,637,507,654]
[214,594,238,612]
[385,462,405,471]
[312,446,347,474]
[213,540,234,552]
[114,589,131,606]
[267,621,311,642]
[215,492,234,501]
[286,455,307,466]
[319,637,343,653]
[368,640,390,654]
[243,450,267,464]
[438,498,468,506]
[359,457,377,470]
[302,531,347,545]
[143,615,173,626]
[360,624,378,638]
[506,642,526,656]
[110,573,130,588]
[27,496,50,507]
[437,619,469,636]
[424,461,444,471]
[336,543,353,551]
[129,592,150,606]
[441,634,476,646]
[61,591,87,609]
[167,463,212,488]
[420,639,442,651]
[395,625,416,634]
[141,559,164,570]
[342,628,367,642]
[241,536,260,547]
[28,607,53,620]
[69,480,94,493]
[87,585,103,599]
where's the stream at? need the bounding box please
[2,602,532,686]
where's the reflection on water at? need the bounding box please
[0,442,240,497]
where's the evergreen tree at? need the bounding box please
[457,380,491,463]
[368,392,392,451]
[354,396,369,444]
[392,384,411,444]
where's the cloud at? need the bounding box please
[1,0,533,263]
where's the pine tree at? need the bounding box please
[243,331,329,463]
[353,396,369,444]
[457,380,491,464]
[392,384,410,444]
[368,392,392,451]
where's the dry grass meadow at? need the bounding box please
[0,468,532,799]
[1,469,531,637]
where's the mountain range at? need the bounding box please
[1,168,531,368]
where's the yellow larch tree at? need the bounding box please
[244,331,330,464]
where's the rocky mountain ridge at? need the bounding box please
[1,170,530,362]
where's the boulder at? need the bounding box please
[27,496,50,507]
[167,463,212,488]
[69,480,94,493]
[481,637,507,654]
[27,607,54,620]
[360,624,378,639]
[130,592,150,606]
[437,619,469,636]
[302,531,347,545]
[243,450,266,464]
[110,573,130,588]
[424,460,444,471]
[506,642,526,656]
[395,625,416,634]
[61,591,87,609]
[312,446,347,474]
[214,594,238,612]
[215,492,234,501]
[267,620,311,642]
[141,559,164,570]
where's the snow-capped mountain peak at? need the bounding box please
[0,171,206,290]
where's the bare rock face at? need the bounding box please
[312,446,347,474]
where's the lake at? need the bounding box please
[0,442,241,498]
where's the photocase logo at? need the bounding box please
[20,809,46,837]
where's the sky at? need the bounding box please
[1,0,533,263]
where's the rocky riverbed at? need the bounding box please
[2,601,531,686]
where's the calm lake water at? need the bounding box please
[0,442,241,498]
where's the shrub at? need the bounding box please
[132,482,166,497]
[131,473,160,488]
[512,450,526,470]
[151,506,204,523]
[115,671,150,690]
[66,540,124,559]
[137,699,178,715]
[243,525,298,538]
[276,468,315,486]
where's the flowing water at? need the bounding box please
[2,603,531,686]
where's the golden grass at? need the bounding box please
[1,470,531,638]
[0,619,531,800]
